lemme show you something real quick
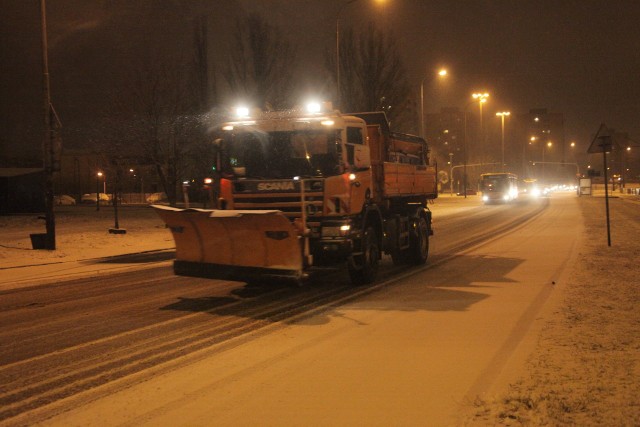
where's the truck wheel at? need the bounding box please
[407,216,429,265]
[348,226,379,285]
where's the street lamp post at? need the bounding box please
[622,146,631,190]
[542,141,552,182]
[496,111,510,172]
[420,68,448,138]
[463,93,489,198]
[96,172,103,211]
[448,152,454,195]
[472,93,489,162]
[524,136,537,177]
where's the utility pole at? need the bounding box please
[40,0,56,249]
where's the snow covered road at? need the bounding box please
[1,194,588,426]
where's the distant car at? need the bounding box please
[519,180,541,199]
[81,193,111,204]
[54,195,76,205]
[146,192,168,203]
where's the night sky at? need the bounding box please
[242,0,640,148]
[2,0,639,160]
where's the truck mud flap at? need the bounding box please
[153,205,304,282]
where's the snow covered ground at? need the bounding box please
[1,193,639,424]
[469,192,640,425]
[0,205,173,268]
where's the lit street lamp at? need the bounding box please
[496,111,510,171]
[542,141,552,182]
[96,172,103,211]
[462,92,489,198]
[622,146,631,189]
[472,93,489,159]
[420,68,448,138]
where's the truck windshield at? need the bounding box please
[222,130,340,179]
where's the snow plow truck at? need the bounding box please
[153,103,438,285]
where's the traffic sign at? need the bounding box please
[587,123,620,154]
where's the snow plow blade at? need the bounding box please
[153,205,304,282]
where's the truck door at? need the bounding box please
[345,125,371,170]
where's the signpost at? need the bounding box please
[587,124,620,246]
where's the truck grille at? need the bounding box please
[232,180,324,219]
[233,193,324,218]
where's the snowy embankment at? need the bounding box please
[469,193,640,425]
[0,205,174,270]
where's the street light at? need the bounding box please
[420,68,448,138]
[542,141,552,182]
[496,111,510,171]
[472,93,489,161]
[622,146,631,190]
[336,0,386,109]
[96,172,103,211]
[461,92,489,197]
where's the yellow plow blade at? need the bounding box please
[153,205,304,282]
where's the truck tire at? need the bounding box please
[406,216,429,265]
[348,226,379,285]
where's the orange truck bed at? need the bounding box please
[367,124,438,200]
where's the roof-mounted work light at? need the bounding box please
[306,102,322,114]
[235,106,250,118]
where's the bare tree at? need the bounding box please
[103,54,196,206]
[97,11,226,207]
[223,13,297,110]
[327,23,413,130]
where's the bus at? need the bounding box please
[480,172,519,204]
